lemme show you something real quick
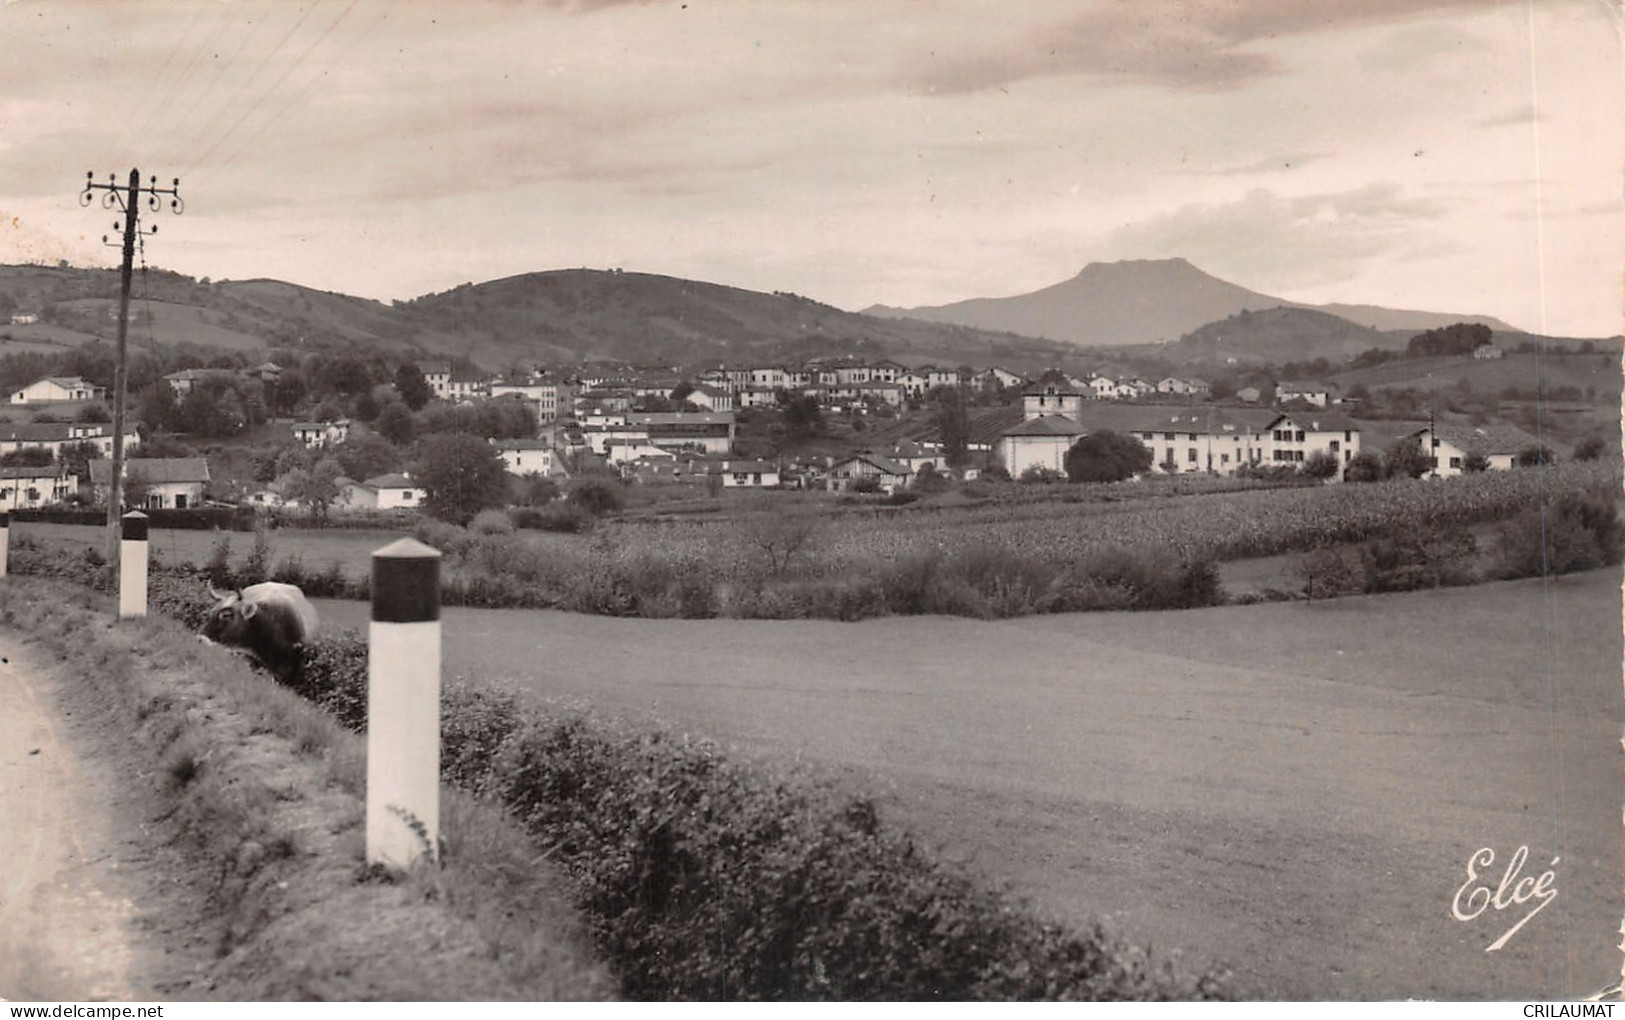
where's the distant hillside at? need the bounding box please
[0,264,1074,371]
[393,269,1076,368]
[865,258,1517,346]
[1162,307,1402,366]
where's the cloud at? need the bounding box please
[1176,151,1337,176]
[1473,105,1546,129]
[902,0,1521,95]
[1104,183,1455,290]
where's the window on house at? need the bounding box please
[1329,441,1340,453]
[1449,457,1462,469]
[402,491,414,501]
[1163,432,1174,441]
[1295,431,1305,442]
[1221,453,1229,464]
[1187,448,1197,463]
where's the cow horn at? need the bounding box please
[206,581,228,601]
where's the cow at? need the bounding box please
[200,581,319,682]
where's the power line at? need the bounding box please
[202,0,397,183]
[184,0,365,181]
[126,5,237,153]
[175,3,322,166]
[165,6,284,158]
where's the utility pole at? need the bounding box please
[80,170,184,569]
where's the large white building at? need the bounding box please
[9,376,105,404]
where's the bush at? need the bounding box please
[1492,488,1624,579]
[1296,546,1365,600]
[570,479,627,516]
[1343,451,1384,483]
[1300,451,1339,480]
[270,631,1234,1001]
[1516,444,1556,467]
[848,476,882,494]
[1020,465,1067,484]
[470,508,516,535]
[1065,430,1152,483]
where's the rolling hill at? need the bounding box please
[864,258,1516,346]
[0,264,1075,372]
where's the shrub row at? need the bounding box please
[271,629,1233,1001]
[1295,483,1623,599]
[14,505,249,530]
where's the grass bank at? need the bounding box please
[0,577,611,1001]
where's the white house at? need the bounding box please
[292,419,351,448]
[1276,382,1334,408]
[90,457,210,509]
[491,438,557,476]
[489,377,575,423]
[685,383,736,412]
[342,472,425,510]
[1412,423,1539,477]
[0,422,135,460]
[717,459,781,487]
[9,376,105,405]
[0,465,77,511]
[1472,344,1505,360]
[995,415,1082,477]
[1022,379,1085,419]
[1265,411,1361,478]
[1088,376,1119,399]
[419,361,452,398]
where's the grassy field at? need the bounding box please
[14,521,412,580]
[316,570,1624,1000]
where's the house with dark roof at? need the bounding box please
[1265,411,1362,478]
[1411,423,1540,477]
[90,457,210,509]
[996,415,1083,477]
[828,452,911,493]
[338,472,425,511]
[0,464,77,511]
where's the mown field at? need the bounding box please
[312,568,1624,1000]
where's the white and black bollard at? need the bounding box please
[366,537,442,869]
[0,511,9,579]
[118,511,148,619]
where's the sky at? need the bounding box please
[1,0,1621,337]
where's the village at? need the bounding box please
[0,337,1564,520]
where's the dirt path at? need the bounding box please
[0,635,209,1001]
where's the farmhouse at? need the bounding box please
[828,452,911,492]
[9,376,105,405]
[1022,378,1086,418]
[0,422,137,460]
[489,376,576,423]
[1276,382,1334,408]
[292,419,351,448]
[996,415,1083,476]
[90,457,210,509]
[1411,423,1539,477]
[0,465,77,511]
[717,459,781,487]
[490,438,558,476]
[1265,411,1361,477]
[339,472,425,511]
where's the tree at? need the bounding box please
[413,432,510,525]
[568,477,627,517]
[1516,444,1556,467]
[335,431,400,482]
[783,394,823,439]
[394,362,432,411]
[1064,430,1153,483]
[279,456,343,524]
[1344,451,1384,483]
[740,501,820,577]
[1301,451,1340,479]
[375,401,416,445]
[512,472,560,507]
[1463,451,1490,473]
[1384,438,1433,479]
[0,446,54,467]
[931,388,971,466]
[1574,435,1608,462]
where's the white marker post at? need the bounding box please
[0,511,9,579]
[118,511,148,619]
[366,537,442,869]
